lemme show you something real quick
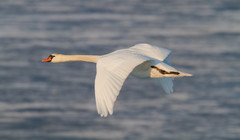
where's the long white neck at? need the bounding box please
[53,55,101,63]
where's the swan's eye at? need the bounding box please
[49,55,55,59]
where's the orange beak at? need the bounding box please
[42,56,52,62]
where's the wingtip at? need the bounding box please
[98,111,114,117]
[99,113,108,117]
[166,90,173,94]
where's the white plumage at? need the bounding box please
[42,43,192,117]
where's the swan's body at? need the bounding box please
[42,44,192,117]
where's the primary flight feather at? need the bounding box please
[42,44,192,117]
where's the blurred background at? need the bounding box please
[0,0,240,139]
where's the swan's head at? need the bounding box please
[42,54,63,63]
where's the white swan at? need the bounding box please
[42,44,192,117]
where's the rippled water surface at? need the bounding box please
[0,0,240,139]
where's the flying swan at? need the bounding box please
[42,44,192,117]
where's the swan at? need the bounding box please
[42,44,192,117]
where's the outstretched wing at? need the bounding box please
[157,77,174,94]
[129,43,172,63]
[95,50,149,117]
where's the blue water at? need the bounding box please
[0,0,240,139]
